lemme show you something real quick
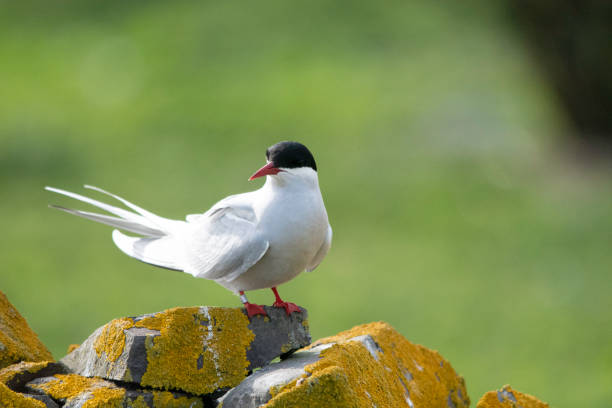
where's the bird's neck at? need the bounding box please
[263,168,320,192]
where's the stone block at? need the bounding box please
[60,305,309,396]
[25,374,204,408]
[477,385,549,408]
[0,382,54,408]
[0,291,53,369]
[0,361,67,392]
[220,321,470,408]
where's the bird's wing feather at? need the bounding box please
[182,198,269,281]
[50,205,165,237]
[83,185,178,230]
[112,230,184,271]
[306,224,332,272]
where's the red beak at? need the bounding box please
[249,162,282,180]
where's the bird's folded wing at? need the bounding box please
[306,224,332,272]
[182,203,268,282]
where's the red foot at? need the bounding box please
[270,287,301,316]
[244,302,267,318]
[273,300,301,316]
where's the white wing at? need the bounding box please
[112,230,184,271]
[182,193,269,282]
[306,224,332,272]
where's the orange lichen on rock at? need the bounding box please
[0,291,53,369]
[66,344,80,354]
[93,317,135,362]
[135,306,255,395]
[151,391,205,408]
[0,361,51,385]
[29,373,205,408]
[32,373,125,407]
[0,382,46,408]
[477,385,549,408]
[265,322,469,408]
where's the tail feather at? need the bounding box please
[84,185,173,229]
[46,185,186,271]
[45,186,160,231]
[49,205,165,237]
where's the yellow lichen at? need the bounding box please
[135,306,255,395]
[127,391,204,408]
[477,385,549,408]
[280,342,293,354]
[0,361,51,385]
[87,387,125,408]
[268,365,357,408]
[93,317,135,362]
[265,322,470,408]
[152,391,205,408]
[0,291,53,369]
[66,344,80,354]
[129,395,151,408]
[30,373,125,408]
[0,382,46,408]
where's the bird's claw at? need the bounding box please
[273,300,301,316]
[244,302,267,318]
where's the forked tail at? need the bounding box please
[46,185,185,271]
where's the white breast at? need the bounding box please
[216,168,330,292]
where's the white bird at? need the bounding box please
[46,141,332,317]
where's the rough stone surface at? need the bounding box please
[0,382,48,408]
[21,394,59,408]
[0,291,54,369]
[245,306,310,370]
[60,305,309,396]
[221,322,470,408]
[0,361,67,392]
[477,385,550,408]
[218,343,332,408]
[25,374,205,408]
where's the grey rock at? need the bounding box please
[60,325,159,384]
[0,361,68,392]
[24,394,59,408]
[218,343,331,408]
[246,305,311,370]
[59,305,310,396]
[26,375,206,408]
[219,335,382,408]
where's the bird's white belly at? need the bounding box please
[216,201,327,292]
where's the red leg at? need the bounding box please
[271,287,301,316]
[240,291,267,317]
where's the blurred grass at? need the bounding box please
[1,1,611,407]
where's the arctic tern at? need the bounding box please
[46,141,332,317]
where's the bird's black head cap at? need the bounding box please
[266,141,317,171]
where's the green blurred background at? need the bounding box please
[2,1,611,407]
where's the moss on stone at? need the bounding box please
[477,385,549,408]
[134,306,254,395]
[0,382,46,408]
[29,373,203,408]
[66,344,80,354]
[129,395,151,408]
[87,386,125,408]
[32,373,125,407]
[0,361,51,385]
[93,317,135,363]
[265,322,469,408]
[152,391,205,408]
[0,291,53,369]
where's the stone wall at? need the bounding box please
[0,290,550,407]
